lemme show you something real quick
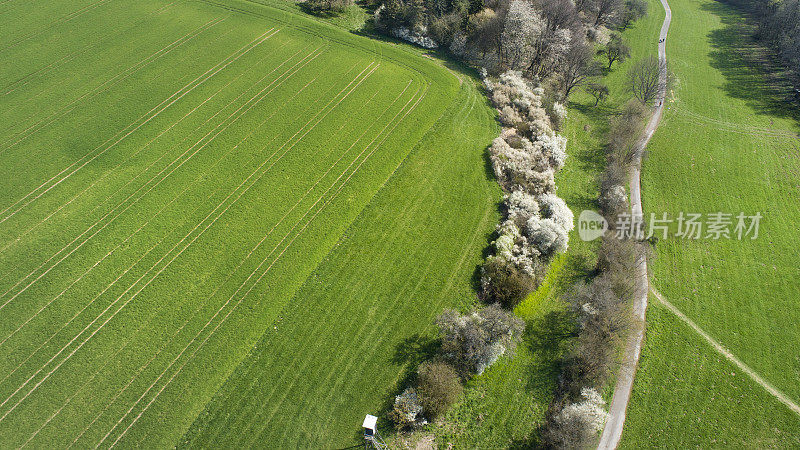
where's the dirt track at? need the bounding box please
[596,0,671,446]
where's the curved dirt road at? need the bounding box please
[597,0,672,447]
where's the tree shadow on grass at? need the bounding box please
[559,100,618,228]
[499,310,577,448]
[702,1,800,123]
[372,334,441,437]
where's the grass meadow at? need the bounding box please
[0,0,500,446]
[621,0,800,445]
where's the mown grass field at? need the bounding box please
[0,0,499,446]
[621,0,800,445]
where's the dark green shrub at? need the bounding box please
[417,361,462,419]
[481,257,534,309]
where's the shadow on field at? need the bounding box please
[371,334,440,437]
[565,100,617,216]
[703,1,800,123]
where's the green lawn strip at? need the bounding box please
[624,0,800,442]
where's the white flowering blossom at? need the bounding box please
[601,184,628,212]
[581,302,599,316]
[537,193,574,232]
[551,101,568,130]
[483,69,573,282]
[392,387,424,425]
[526,217,569,256]
[505,190,540,223]
[489,220,540,276]
[536,132,568,171]
[476,341,506,375]
[499,2,544,69]
[552,388,609,444]
[391,27,439,49]
[489,137,556,193]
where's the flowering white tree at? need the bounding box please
[548,388,609,447]
[500,0,544,69]
[526,216,569,256]
[390,387,424,428]
[505,190,540,224]
[538,193,574,231]
[436,305,525,375]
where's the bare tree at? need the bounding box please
[586,82,609,106]
[593,0,623,26]
[526,0,580,78]
[619,0,647,30]
[601,32,631,68]
[560,41,602,99]
[627,55,667,104]
[468,7,505,57]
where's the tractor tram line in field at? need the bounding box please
[53,78,387,450]
[0,16,235,143]
[0,43,312,353]
[0,16,229,154]
[71,66,412,448]
[0,0,483,445]
[229,83,429,445]
[6,65,349,444]
[0,29,285,305]
[102,77,426,450]
[0,38,296,259]
[0,48,339,420]
[0,59,390,440]
[187,82,418,444]
[101,69,421,448]
[0,0,116,54]
[0,18,250,221]
[0,45,338,387]
[1,1,184,97]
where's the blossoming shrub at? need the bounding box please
[481,70,573,304]
[543,388,609,448]
[435,305,525,376]
[389,387,424,429]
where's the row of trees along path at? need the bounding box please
[597,0,671,446]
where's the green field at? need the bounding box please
[0,0,499,447]
[621,0,800,445]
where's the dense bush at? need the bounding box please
[525,216,569,256]
[436,304,525,375]
[417,361,463,419]
[542,388,609,448]
[302,0,353,14]
[561,268,633,391]
[481,71,573,303]
[749,0,800,77]
[481,255,536,308]
[504,190,540,226]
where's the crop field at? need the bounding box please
[621,0,800,445]
[0,0,499,447]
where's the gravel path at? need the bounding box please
[597,0,671,447]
